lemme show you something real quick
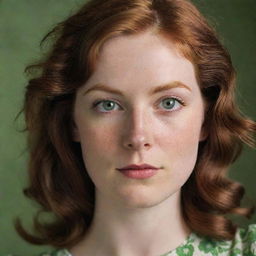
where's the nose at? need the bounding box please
[125,135,151,150]
[122,108,152,151]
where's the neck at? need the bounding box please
[69,190,191,256]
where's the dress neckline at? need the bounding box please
[63,231,196,256]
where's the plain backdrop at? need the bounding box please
[0,0,255,255]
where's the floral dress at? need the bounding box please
[7,224,256,256]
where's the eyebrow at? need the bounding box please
[83,81,192,96]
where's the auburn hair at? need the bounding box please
[15,0,256,248]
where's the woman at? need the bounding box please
[15,0,256,255]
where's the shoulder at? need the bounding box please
[234,223,256,255]
[0,250,70,256]
[47,226,256,256]
[190,223,256,256]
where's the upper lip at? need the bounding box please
[117,164,159,171]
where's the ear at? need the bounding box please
[199,127,208,142]
[199,100,210,142]
[71,120,81,142]
[199,119,209,142]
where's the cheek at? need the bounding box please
[158,111,203,178]
[79,124,117,155]
[76,119,119,173]
[172,119,202,150]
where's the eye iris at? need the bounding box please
[100,99,177,111]
[163,98,175,109]
[103,101,115,110]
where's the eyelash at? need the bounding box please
[91,96,186,114]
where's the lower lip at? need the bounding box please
[118,169,159,179]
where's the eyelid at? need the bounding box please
[92,95,186,112]
[91,98,122,114]
[157,95,186,106]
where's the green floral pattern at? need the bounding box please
[5,224,256,256]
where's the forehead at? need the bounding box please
[99,31,188,68]
[83,31,199,94]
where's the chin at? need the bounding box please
[116,185,177,209]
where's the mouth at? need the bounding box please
[116,163,159,171]
[116,163,160,179]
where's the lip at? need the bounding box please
[118,169,158,179]
[116,163,159,171]
[116,164,160,179]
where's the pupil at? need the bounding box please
[104,101,114,110]
[164,99,175,109]
[102,99,175,111]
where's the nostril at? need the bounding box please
[127,143,150,148]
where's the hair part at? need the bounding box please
[15,0,256,248]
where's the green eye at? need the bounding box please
[102,101,116,111]
[92,97,184,113]
[93,100,120,112]
[160,97,182,110]
[162,98,176,109]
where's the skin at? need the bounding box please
[71,30,206,256]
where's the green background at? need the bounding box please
[0,0,255,255]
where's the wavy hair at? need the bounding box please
[15,0,256,248]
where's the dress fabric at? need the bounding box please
[8,224,256,256]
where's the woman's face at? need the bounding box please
[73,31,206,208]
